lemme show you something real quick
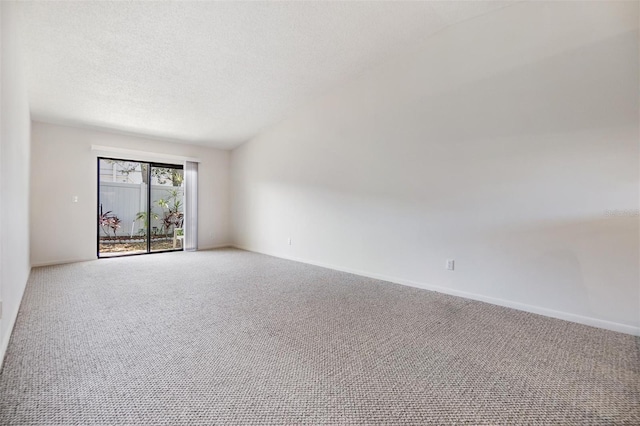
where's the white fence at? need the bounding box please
[99,182,184,237]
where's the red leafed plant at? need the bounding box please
[98,205,121,237]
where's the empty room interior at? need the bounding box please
[0,0,638,424]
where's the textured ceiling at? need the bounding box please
[17,1,512,149]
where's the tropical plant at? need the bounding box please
[155,188,184,235]
[152,167,183,186]
[98,206,121,237]
[98,210,111,236]
[109,216,122,237]
[134,210,158,237]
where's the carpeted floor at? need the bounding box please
[0,248,638,425]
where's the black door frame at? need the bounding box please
[97,156,184,259]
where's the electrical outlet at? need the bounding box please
[446,259,455,271]
[288,238,292,245]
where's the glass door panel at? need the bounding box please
[98,159,148,257]
[150,165,184,252]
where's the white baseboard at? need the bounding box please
[0,311,17,370]
[31,257,95,267]
[31,245,234,267]
[232,245,639,336]
[0,269,31,370]
[197,243,233,251]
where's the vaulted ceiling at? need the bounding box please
[17,1,513,149]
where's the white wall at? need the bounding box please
[231,2,640,334]
[0,1,32,363]
[31,122,230,266]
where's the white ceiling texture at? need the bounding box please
[16,1,512,149]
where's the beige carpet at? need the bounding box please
[0,248,638,425]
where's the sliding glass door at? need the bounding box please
[149,165,184,252]
[98,158,184,258]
